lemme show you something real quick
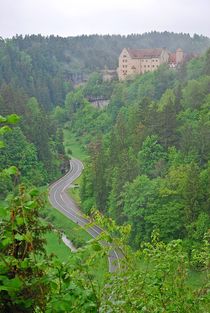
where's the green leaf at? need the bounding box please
[0,140,5,148]
[2,237,13,247]
[20,259,29,269]
[16,217,24,226]
[0,115,6,123]
[4,166,18,176]
[6,114,20,124]
[5,277,23,291]
[0,125,11,136]
[15,234,24,241]
[0,285,9,291]
[25,200,36,209]
[92,242,102,251]
[29,188,39,196]
[24,231,32,242]
[0,206,8,218]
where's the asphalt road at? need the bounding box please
[48,158,122,272]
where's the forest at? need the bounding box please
[0,32,210,110]
[0,32,210,312]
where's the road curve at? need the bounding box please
[48,158,122,272]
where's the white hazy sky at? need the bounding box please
[0,0,209,38]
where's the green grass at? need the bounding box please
[43,202,91,248]
[44,231,72,261]
[187,270,207,289]
[44,228,108,285]
[136,256,206,290]
[43,203,109,283]
[63,128,88,161]
[68,175,82,206]
[41,199,109,282]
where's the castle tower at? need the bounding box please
[176,48,184,64]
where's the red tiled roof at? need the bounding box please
[127,48,164,59]
[168,53,176,64]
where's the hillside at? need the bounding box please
[0,32,210,110]
[0,35,210,312]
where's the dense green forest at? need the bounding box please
[69,49,210,251]
[0,33,210,312]
[0,86,67,196]
[0,32,210,110]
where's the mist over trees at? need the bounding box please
[0,32,209,110]
[0,32,210,312]
[65,49,210,252]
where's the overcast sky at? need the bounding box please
[0,0,209,38]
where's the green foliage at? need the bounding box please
[22,97,60,180]
[63,128,88,160]
[0,90,66,183]
[79,47,210,252]
[0,184,104,312]
[122,175,158,244]
[127,66,176,104]
[0,113,20,147]
[1,34,210,311]
[138,135,166,177]
[0,127,47,187]
[83,72,115,99]
[41,201,91,248]
[181,76,210,109]
[186,56,205,80]
[44,231,72,261]
[204,47,210,75]
[65,88,88,115]
[0,185,51,312]
[0,33,208,111]
[0,180,209,311]
[80,163,95,214]
[101,236,209,312]
[65,92,112,142]
[53,105,67,124]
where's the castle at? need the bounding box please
[117,48,184,81]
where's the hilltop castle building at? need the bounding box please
[117,48,184,81]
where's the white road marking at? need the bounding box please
[49,159,121,272]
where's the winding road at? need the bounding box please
[48,158,122,272]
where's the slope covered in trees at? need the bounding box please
[63,48,210,254]
[0,32,210,110]
[0,35,210,312]
[0,85,67,196]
